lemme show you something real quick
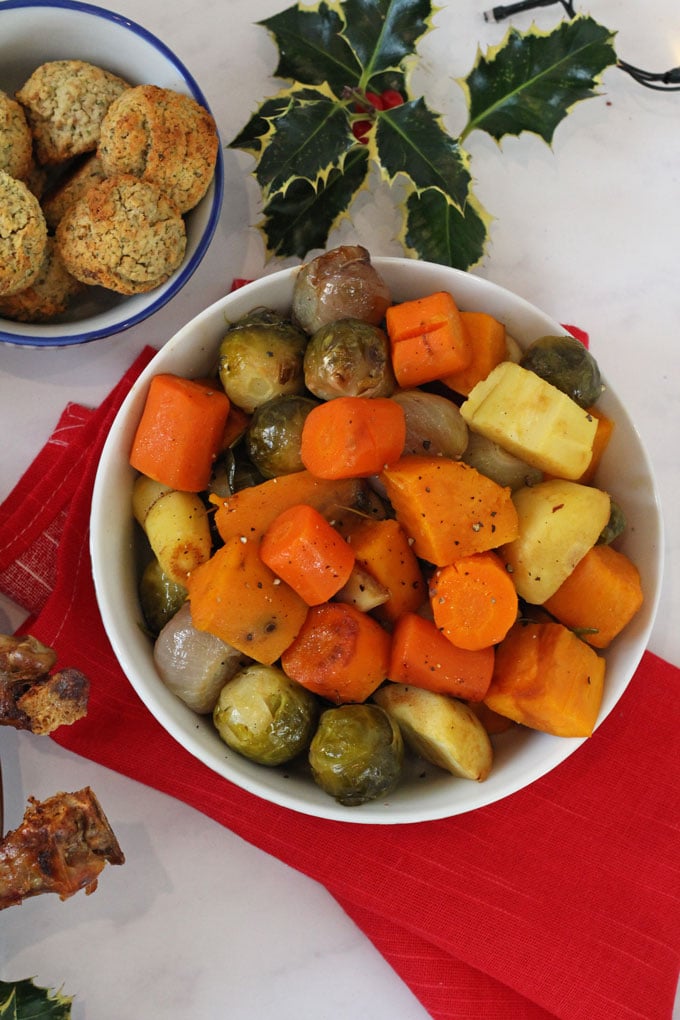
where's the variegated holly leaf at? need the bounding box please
[374,99,470,210]
[403,187,490,270]
[460,16,617,144]
[0,979,73,1019]
[262,147,370,256]
[231,1,619,268]
[254,85,354,199]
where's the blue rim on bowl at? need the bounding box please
[0,0,224,349]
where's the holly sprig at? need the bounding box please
[230,0,617,269]
[0,979,73,1019]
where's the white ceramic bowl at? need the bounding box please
[0,0,223,348]
[91,258,664,823]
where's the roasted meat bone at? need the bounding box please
[0,634,88,734]
[0,787,125,909]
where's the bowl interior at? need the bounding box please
[0,0,223,348]
[91,259,663,823]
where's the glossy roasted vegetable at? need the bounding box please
[308,703,404,806]
[139,558,187,635]
[154,602,247,714]
[391,389,468,459]
[218,308,308,413]
[520,334,603,408]
[245,394,319,479]
[303,318,395,400]
[292,244,391,335]
[598,498,626,545]
[132,475,212,586]
[461,430,543,491]
[212,663,318,765]
[373,683,493,780]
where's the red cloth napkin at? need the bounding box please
[2,347,679,1020]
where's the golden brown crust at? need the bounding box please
[41,152,107,230]
[56,173,187,294]
[16,667,89,735]
[0,236,85,322]
[15,59,130,165]
[98,84,218,213]
[0,634,89,734]
[0,170,48,297]
[0,788,125,909]
[0,89,33,180]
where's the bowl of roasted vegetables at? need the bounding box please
[91,246,663,823]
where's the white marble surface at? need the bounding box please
[1,0,679,1016]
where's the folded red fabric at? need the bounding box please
[1,347,679,1020]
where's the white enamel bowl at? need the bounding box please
[91,258,663,823]
[0,0,223,348]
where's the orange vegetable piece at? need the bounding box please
[210,470,367,544]
[429,550,519,651]
[484,620,606,737]
[221,403,251,450]
[130,373,231,492]
[380,455,519,566]
[281,601,390,704]
[441,311,507,397]
[388,612,494,701]
[186,536,308,665]
[260,503,355,606]
[466,699,516,735]
[385,291,472,388]
[300,396,406,479]
[347,517,426,624]
[543,543,644,648]
[576,407,615,484]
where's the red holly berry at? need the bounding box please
[352,119,372,143]
[380,89,404,109]
[365,91,385,110]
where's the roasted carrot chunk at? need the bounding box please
[281,602,390,704]
[300,396,405,479]
[385,291,471,388]
[388,612,494,701]
[260,503,355,606]
[130,373,230,492]
[429,550,519,651]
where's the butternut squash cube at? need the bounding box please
[484,620,606,738]
[186,536,308,665]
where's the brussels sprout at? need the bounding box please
[303,318,395,400]
[520,335,603,408]
[213,664,318,766]
[462,430,543,491]
[308,703,404,806]
[245,394,319,479]
[154,602,247,714]
[598,498,627,545]
[392,389,468,459]
[292,244,391,335]
[218,308,308,413]
[139,558,187,635]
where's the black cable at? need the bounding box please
[482,0,679,92]
[617,59,680,92]
[483,0,574,23]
